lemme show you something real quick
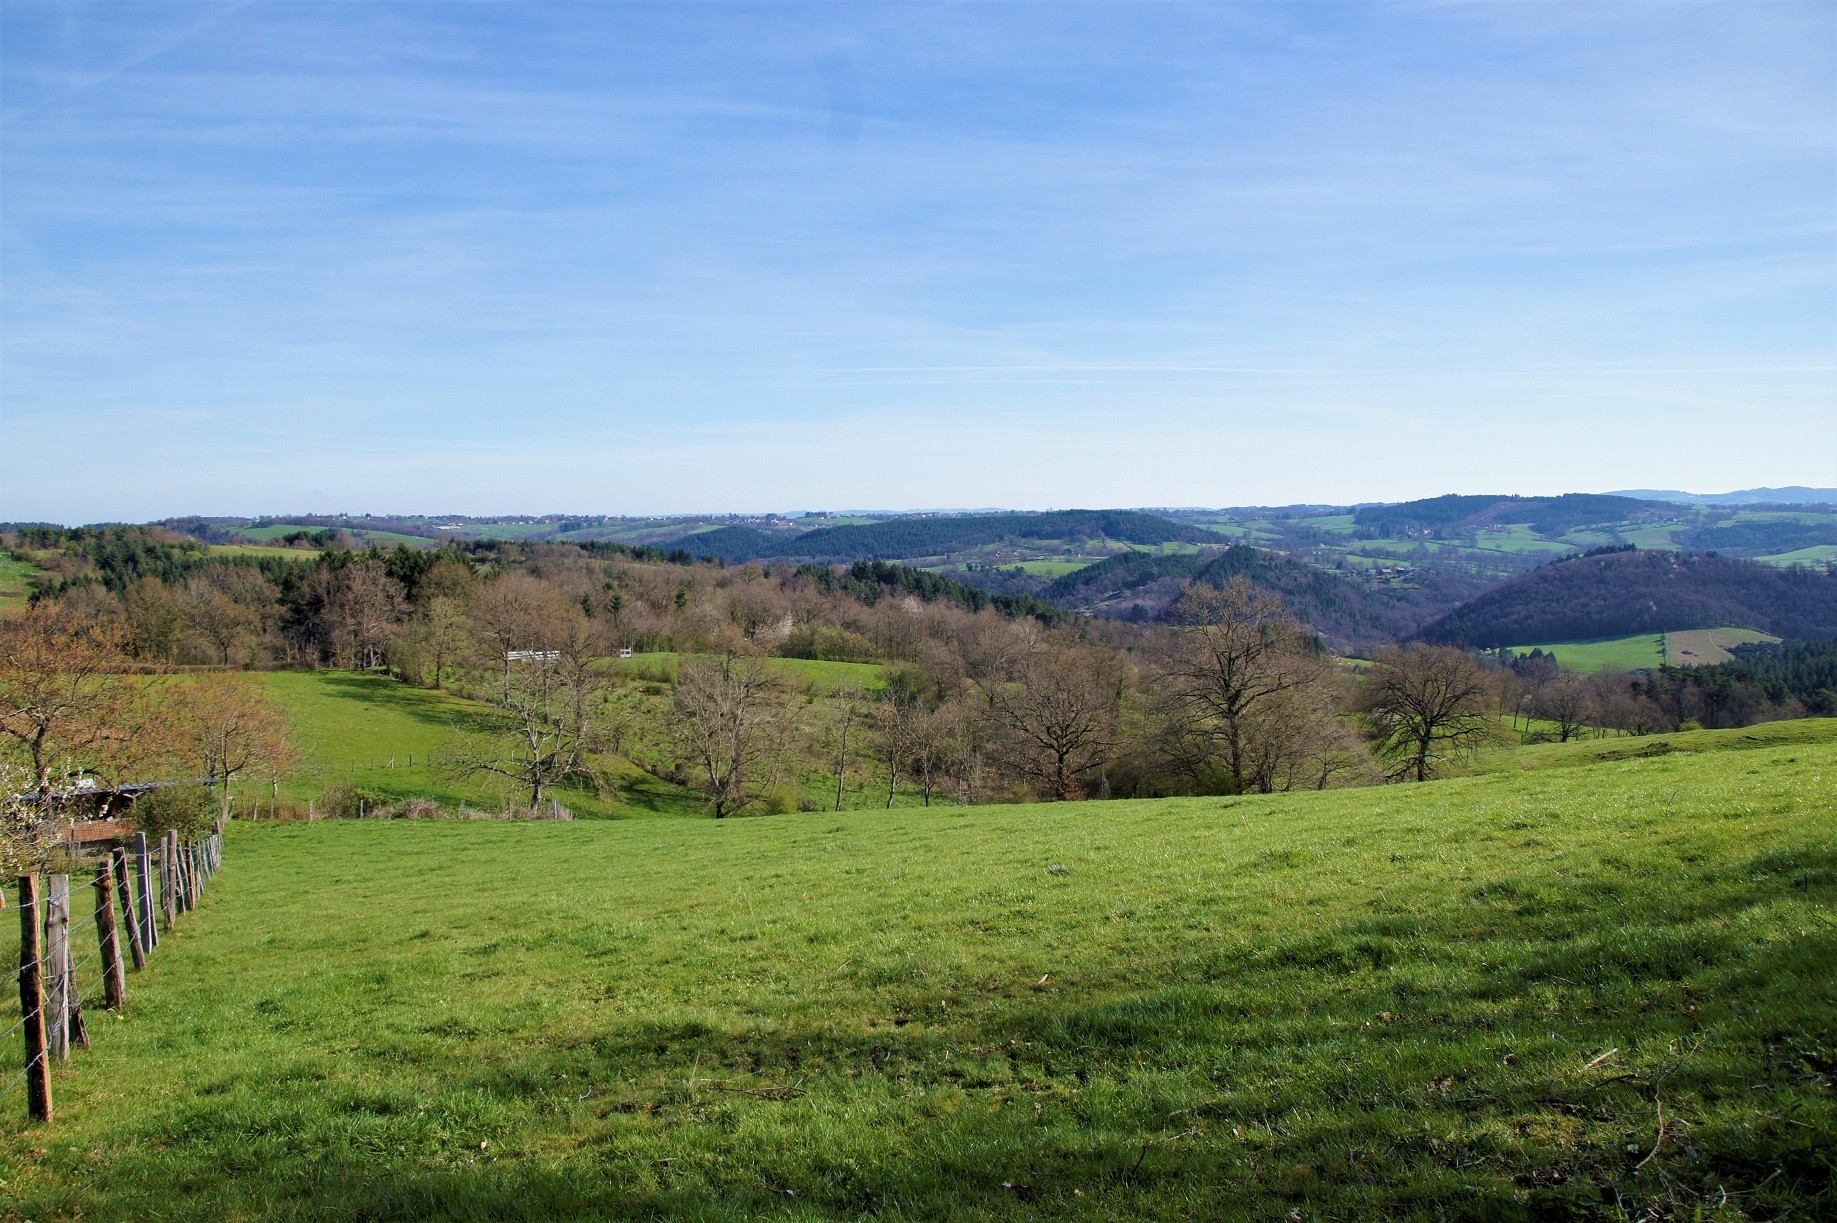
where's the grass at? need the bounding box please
[250,671,702,819]
[1468,716,1837,773]
[2,723,1832,1220]
[1758,544,1837,567]
[0,551,41,617]
[208,543,321,561]
[1507,633,1666,673]
[1508,628,1784,673]
[1663,628,1779,667]
[238,525,437,548]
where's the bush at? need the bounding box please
[317,783,389,819]
[133,783,216,838]
[755,784,800,815]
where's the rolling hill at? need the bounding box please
[1417,549,1837,649]
[3,724,1830,1219]
[683,510,1213,565]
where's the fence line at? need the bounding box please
[7,818,225,1123]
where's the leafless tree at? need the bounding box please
[326,560,404,669]
[972,635,1121,801]
[669,654,786,818]
[440,612,609,811]
[1533,673,1597,743]
[470,572,575,698]
[1151,578,1339,794]
[1358,644,1500,781]
[171,675,296,819]
[0,607,156,800]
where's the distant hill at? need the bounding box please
[1612,487,1837,507]
[1352,493,1669,535]
[1417,550,1837,649]
[1045,545,1486,654]
[682,510,1211,564]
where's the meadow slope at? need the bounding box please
[1,731,1832,1221]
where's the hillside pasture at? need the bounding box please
[1506,633,1665,673]
[1,727,1831,1220]
[249,671,702,819]
[0,551,41,616]
[1663,627,1780,667]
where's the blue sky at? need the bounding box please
[2,1,1832,522]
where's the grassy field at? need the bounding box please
[1468,716,1837,773]
[1504,628,1782,674]
[0,551,40,617]
[2,722,1831,1220]
[250,671,702,819]
[1663,628,1779,667]
[1758,544,1837,567]
[239,525,437,548]
[208,543,321,561]
[1507,633,1666,673]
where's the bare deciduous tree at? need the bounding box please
[440,612,609,811]
[973,636,1121,801]
[1358,645,1500,781]
[0,607,152,799]
[670,654,786,818]
[1152,578,1328,794]
[326,560,405,669]
[172,675,296,819]
[1533,673,1596,743]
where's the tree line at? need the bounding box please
[9,525,1821,830]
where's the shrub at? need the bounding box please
[132,783,216,838]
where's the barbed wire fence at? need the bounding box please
[6,819,223,1123]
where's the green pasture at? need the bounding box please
[3,722,1832,1220]
[1507,633,1665,673]
[0,551,41,617]
[1469,716,1836,775]
[209,543,321,561]
[249,671,700,819]
[239,524,436,548]
[1758,544,1837,567]
[1005,559,1093,577]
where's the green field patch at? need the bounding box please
[2,728,1831,1218]
[0,551,42,617]
[1472,716,1837,774]
[248,671,700,819]
[1757,543,1837,567]
[1507,632,1665,673]
[208,543,321,560]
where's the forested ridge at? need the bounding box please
[687,510,1211,563]
[1419,549,1837,647]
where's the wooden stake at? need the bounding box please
[94,862,126,1011]
[43,875,69,1061]
[135,832,158,950]
[112,848,144,970]
[161,832,177,931]
[17,876,51,1122]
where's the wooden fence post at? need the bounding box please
[111,848,144,970]
[43,875,69,1061]
[186,842,200,908]
[160,833,177,931]
[15,878,49,1113]
[94,863,126,1011]
[135,832,158,950]
[17,876,51,1122]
